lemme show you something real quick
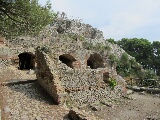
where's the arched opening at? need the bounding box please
[87,53,104,69]
[87,60,94,69]
[59,54,76,69]
[18,52,35,70]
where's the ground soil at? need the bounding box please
[0,66,160,120]
[95,92,160,120]
[0,66,37,120]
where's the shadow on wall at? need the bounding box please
[59,54,76,69]
[59,53,104,69]
[87,53,104,69]
[7,81,56,105]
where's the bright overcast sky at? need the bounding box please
[39,0,160,42]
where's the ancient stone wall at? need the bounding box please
[36,48,67,104]
[36,44,126,106]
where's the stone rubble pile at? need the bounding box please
[68,86,123,106]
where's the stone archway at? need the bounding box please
[18,52,35,70]
[87,53,104,69]
[59,54,76,69]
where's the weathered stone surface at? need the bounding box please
[4,106,11,113]
[101,100,113,108]
[127,90,134,95]
[68,109,87,120]
[27,69,35,75]
[89,104,101,111]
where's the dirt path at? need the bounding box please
[0,66,37,120]
[95,92,160,120]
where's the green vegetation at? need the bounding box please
[0,0,56,38]
[106,38,116,44]
[109,77,117,90]
[117,38,152,70]
[108,53,118,67]
[107,51,142,78]
[66,33,85,41]
[94,43,111,51]
[65,97,73,109]
[106,38,160,78]
[83,42,93,50]
[116,53,130,77]
[143,69,158,79]
[115,52,154,79]
[41,45,51,53]
[78,35,85,41]
[83,41,111,51]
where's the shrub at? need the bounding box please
[41,45,51,53]
[109,77,117,90]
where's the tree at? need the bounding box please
[0,0,55,38]
[152,41,160,76]
[117,38,160,77]
[116,52,131,77]
[106,38,116,44]
[117,38,153,69]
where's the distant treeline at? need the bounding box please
[107,38,160,77]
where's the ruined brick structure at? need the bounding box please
[36,44,126,106]
[0,14,127,107]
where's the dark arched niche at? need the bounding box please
[59,54,76,69]
[18,52,35,70]
[87,53,104,69]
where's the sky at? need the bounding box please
[39,0,160,42]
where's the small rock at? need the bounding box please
[101,101,113,108]
[139,91,146,95]
[68,109,87,120]
[132,86,141,91]
[21,115,28,119]
[127,90,133,95]
[27,69,35,75]
[4,106,11,113]
[36,116,42,120]
[90,105,101,111]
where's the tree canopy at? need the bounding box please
[0,0,55,38]
[106,38,160,77]
[116,38,153,69]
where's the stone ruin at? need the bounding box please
[36,40,126,106]
[0,13,127,109]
